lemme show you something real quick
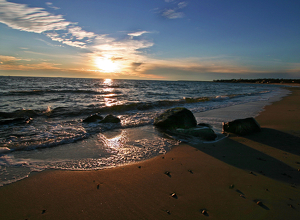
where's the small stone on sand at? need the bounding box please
[171,192,177,198]
[257,201,262,206]
[201,209,207,215]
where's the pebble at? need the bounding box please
[201,209,207,215]
[256,201,262,206]
[171,193,177,198]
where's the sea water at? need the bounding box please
[0,76,289,186]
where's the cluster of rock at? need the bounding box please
[83,107,261,141]
[83,114,120,123]
[153,107,261,141]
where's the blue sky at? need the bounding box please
[0,0,300,80]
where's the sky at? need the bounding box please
[0,0,300,81]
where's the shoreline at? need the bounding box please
[0,87,300,219]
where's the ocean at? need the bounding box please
[0,76,289,186]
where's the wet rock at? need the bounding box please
[174,126,217,141]
[198,123,212,128]
[154,107,216,141]
[83,114,103,123]
[154,107,197,129]
[99,114,120,123]
[222,117,261,136]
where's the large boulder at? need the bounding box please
[99,114,120,123]
[222,117,261,136]
[154,107,197,129]
[154,107,217,141]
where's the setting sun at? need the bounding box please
[95,57,120,73]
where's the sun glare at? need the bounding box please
[95,57,120,73]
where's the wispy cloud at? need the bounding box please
[0,0,96,48]
[162,9,184,19]
[160,1,188,19]
[178,1,188,9]
[133,57,273,78]
[0,0,72,33]
[0,55,60,70]
[128,31,150,38]
[46,2,60,10]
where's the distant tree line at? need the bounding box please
[213,78,300,84]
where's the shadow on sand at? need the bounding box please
[188,128,300,185]
[246,128,300,156]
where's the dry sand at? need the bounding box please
[0,87,300,220]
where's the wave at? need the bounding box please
[2,89,123,96]
[0,90,270,120]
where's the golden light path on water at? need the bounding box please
[102,78,119,107]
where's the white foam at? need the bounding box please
[195,88,290,132]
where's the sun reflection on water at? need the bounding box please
[98,130,128,150]
[103,78,112,85]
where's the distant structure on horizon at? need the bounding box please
[213,78,300,84]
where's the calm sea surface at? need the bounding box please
[0,76,288,186]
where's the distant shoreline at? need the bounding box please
[213,78,300,84]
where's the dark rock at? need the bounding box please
[154,107,216,141]
[171,192,177,198]
[174,126,217,141]
[201,209,207,215]
[198,123,212,128]
[154,107,197,129]
[222,117,261,136]
[83,114,103,123]
[100,114,120,123]
[256,201,263,206]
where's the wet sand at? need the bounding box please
[0,87,300,220]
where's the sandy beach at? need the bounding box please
[0,87,300,220]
